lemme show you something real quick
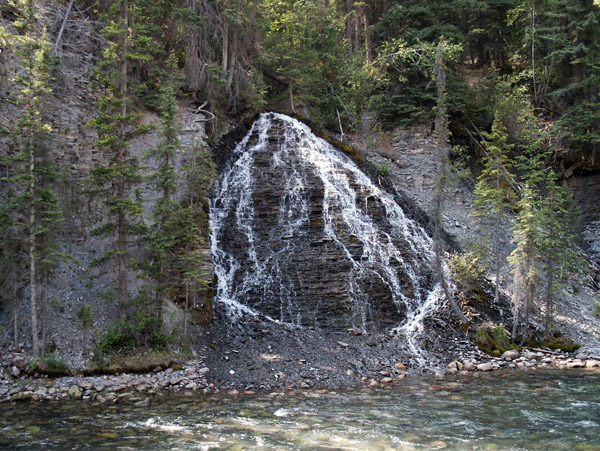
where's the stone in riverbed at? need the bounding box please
[79,382,93,391]
[134,397,150,407]
[380,377,393,384]
[10,366,20,378]
[68,386,82,400]
[501,350,520,361]
[34,387,48,397]
[447,361,464,371]
[462,360,476,371]
[476,362,493,372]
[586,360,599,368]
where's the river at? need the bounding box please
[1,369,598,450]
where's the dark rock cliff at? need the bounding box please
[211,113,437,333]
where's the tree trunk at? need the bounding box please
[361,6,372,63]
[353,14,360,57]
[52,0,75,55]
[118,0,129,321]
[512,265,522,340]
[494,184,501,304]
[222,20,229,73]
[433,41,467,324]
[13,282,18,349]
[522,253,533,343]
[41,266,48,353]
[28,109,40,358]
[530,0,537,105]
[289,81,296,114]
[544,269,554,337]
[183,282,189,345]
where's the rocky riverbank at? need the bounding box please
[2,346,599,404]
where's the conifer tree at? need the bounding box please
[507,184,540,341]
[146,54,182,325]
[146,52,216,341]
[89,0,153,320]
[2,0,58,357]
[537,171,585,336]
[471,117,517,304]
[508,117,586,340]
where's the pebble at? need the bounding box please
[1,346,597,403]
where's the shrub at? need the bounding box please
[449,251,485,301]
[377,160,392,177]
[43,351,69,372]
[474,325,519,356]
[93,312,168,360]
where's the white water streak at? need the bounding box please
[210,113,446,364]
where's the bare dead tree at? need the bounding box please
[52,0,75,55]
[432,41,468,324]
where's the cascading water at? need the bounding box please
[210,113,445,364]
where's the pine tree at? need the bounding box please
[89,0,153,320]
[36,185,67,351]
[507,184,540,341]
[537,171,586,336]
[2,0,58,358]
[471,117,517,304]
[146,54,182,326]
[507,114,586,340]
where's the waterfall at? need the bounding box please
[210,113,445,364]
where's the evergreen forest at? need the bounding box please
[0,0,599,373]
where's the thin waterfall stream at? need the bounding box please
[210,113,446,366]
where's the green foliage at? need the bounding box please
[473,117,516,220]
[93,313,168,359]
[41,351,69,373]
[373,38,464,126]
[88,0,156,317]
[77,304,93,330]
[260,0,361,127]
[528,337,580,353]
[377,160,392,177]
[491,325,511,349]
[509,0,600,158]
[449,251,485,301]
[474,325,519,356]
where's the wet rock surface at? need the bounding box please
[211,113,436,332]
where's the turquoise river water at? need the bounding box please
[0,369,598,450]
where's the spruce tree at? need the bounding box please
[471,117,517,304]
[537,171,586,336]
[507,184,540,341]
[146,54,216,342]
[89,0,153,320]
[146,54,182,326]
[2,0,58,357]
[508,116,586,341]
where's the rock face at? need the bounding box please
[0,4,213,362]
[211,113,438,332]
